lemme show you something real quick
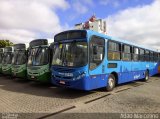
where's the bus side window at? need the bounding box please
[145,50,150,61]
[89,36,105,70]
[139,49,145,61]
[150,51,154,62]
[122,44,132,61]
[154,52,158,62]
[156,52,158,62]
[133,47,139,61]
[153,52,156,62]
[108,41,121,60]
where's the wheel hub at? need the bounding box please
[109,78,114,88]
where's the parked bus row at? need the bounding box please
[0,30,160,91]
[0,39,55,83]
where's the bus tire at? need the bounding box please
[143,70,149,81]
[106,74,116,91]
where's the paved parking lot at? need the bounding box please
[0,75,160,119]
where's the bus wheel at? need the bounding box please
[144,70,149,81]
[106,74,116,91]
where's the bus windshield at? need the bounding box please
[52,42,87,67]
[2,52,13,64]
[27,47,49,66]
[0,53,3,63]
[12,50,26,65]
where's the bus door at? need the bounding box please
[88,36,106,88]
[121,45,133,82]
[131,47,141,80]
[121,61,132,82]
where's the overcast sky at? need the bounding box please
[0,0,159,50]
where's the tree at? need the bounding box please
[0,40,14,48]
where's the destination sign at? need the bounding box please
[4,47,13,52]
[54,30,86,42]
[30,39,48,47]
[14,44,26,50]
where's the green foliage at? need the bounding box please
[0,40,14,48]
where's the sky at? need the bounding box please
[0,0,160,50]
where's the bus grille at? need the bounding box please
[54,75,73,80]
[53,67,75,73]
[30,67,40,70]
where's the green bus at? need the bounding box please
[12,43,29,79]
[2,46,14,76]
[27,39,54,83]
[0,48,4,74]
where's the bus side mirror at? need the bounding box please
[93,46,98,55]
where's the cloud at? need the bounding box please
[72,1,88,14]
[106,0,160,50]
[71,0,95,16]
[0,0,69,43]
[82,0,94,6]
[37,0,69,9]
[68,0,95,23]
[0,29,36,43]
[99,0,120,7]
[99,0,110,5]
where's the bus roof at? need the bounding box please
[86,30,158,52]
[14,43,29,50]
[56,29,158,52]
[29,39,54,47]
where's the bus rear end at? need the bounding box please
[2,46,14,76]
[12,44,28,79]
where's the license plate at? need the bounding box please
[31,76,35,79]
[60,81,65,84]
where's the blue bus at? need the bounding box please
[51,30,160,91]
